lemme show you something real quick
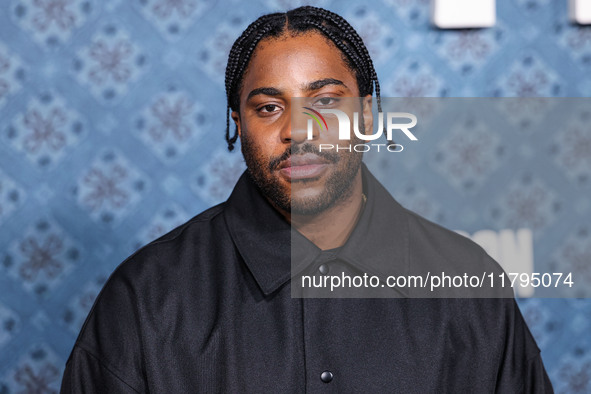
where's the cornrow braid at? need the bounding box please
[224,6,382,151]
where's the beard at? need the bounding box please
[241,135,363,216]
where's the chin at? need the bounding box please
[290,194,336,216]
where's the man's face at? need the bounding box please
[232,31,371,215]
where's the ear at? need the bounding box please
[362,94,373,135]
[231,110,242,138]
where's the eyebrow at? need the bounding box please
[245,78,348,101]
[304,78,347,92]
[247,87,282,101]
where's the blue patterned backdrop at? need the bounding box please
[0,0,590,392]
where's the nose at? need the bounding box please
[281,108,319,144]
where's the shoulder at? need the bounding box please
[71,202,231,366]
[405,207,484,259]
[143,202,226,249]
[113,202,228,282]
[403,206,505,275]
[365,166,503,276]
[399,204,513,297]
[80,201,230,332]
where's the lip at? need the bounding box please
[278,153,331,180]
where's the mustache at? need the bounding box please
[269,143,340,171]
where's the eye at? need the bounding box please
[314,97,339,107]
[258,104,280,113]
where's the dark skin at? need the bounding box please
[231,31,373,250]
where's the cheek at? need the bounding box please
[243,133,272,158]
[242,123,284,153]
[241,130,272,166]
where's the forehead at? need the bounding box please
[253,30,347,61]
[240,31,357,94]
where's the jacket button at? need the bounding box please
[320,370,333,383]
[318,264,329,274]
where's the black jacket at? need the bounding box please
[61,165,553,393]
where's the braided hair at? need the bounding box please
[224,6,382,151]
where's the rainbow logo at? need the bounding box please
[302,107,328,131]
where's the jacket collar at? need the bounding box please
[224,164,410,297]
[223,171,292,296]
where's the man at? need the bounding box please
[61,6,553,392]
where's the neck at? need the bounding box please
[281,170,364,250]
